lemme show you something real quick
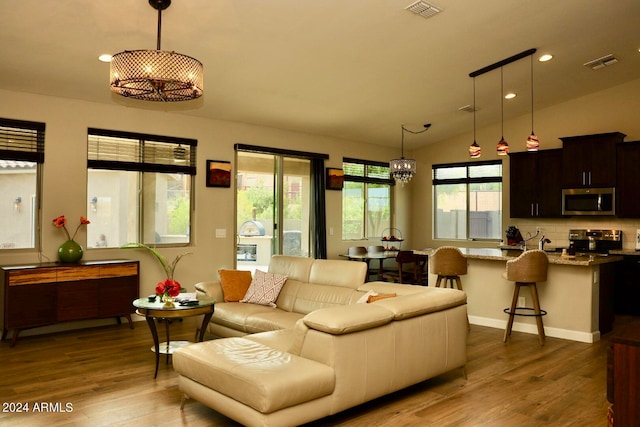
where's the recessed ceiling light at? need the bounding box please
[505,92,516,100]
[98,54,113,63]
[538,54,553,62]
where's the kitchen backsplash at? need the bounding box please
[507,217,640,251]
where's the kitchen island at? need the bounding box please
[415,248,622,343]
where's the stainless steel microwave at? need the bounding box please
[562,188,615,216]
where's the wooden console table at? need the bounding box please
[1,260,139,346]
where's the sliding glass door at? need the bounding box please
[236,151,311,272]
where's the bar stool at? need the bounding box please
[502,249,549,346]
[429,246,467,290]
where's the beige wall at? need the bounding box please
[0,89,400,299]
[3,76,640,314]
[411,78,640,251]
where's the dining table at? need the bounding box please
[340,249,430,282]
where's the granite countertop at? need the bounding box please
[414,247,622,266]
[609,249,640,256]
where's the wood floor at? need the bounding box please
[1,315,622,427]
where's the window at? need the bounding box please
[433,160,502,240]
[87,128,196,248]
[342,158,392,240]
[0,118,44,250]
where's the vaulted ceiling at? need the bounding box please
[1,0,639,148]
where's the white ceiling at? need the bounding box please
[1,0,639,149]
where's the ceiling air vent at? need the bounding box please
[405,1,441,19]
[584,54,618,70]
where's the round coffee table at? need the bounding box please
[133,297,215,378]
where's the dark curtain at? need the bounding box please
[311,158,327,259]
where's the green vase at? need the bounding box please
[58,239,83,263]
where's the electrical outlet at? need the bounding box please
[518,297,526,307]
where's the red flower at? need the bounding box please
[155,283,166,295]
[168,281,181,297]
[156,278,182,298]
[52,215,90,241]
[53,215,67,228]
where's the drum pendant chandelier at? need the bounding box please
[110,0,204,102]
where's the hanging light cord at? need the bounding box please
[400,125,431,157]
[156,4,162,50]
[530,55,534,133]
[500,67,504,138]
[473,77,477,141]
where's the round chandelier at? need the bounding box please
[390,124,430,186]
[110,0,203,102]
[390,157,417,186]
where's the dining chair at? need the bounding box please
[382,250,420,284]
[347,246,370,273]
[367,245,385,254]
[348,246,367,256]
[366,245,388,280]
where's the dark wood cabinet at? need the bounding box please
[2,260,139,346]
[509,149,563,218]
[560,132,625,188]
[599,262,616,335]
[98,276,140,317]
[616,141,640,218]
[56,280,100,321]
[608,321,640,426]
[7,281,57,329]
[614,256,640,316]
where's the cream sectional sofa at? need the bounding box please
[193,255,372,338]
[174,256,468,426]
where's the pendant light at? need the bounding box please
[526,55,540,151]
[469,49,537,157]
[390,124,431,186]
[496,67,509,155]
[469,76,481,158]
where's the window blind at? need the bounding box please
[0,118,45,163]
[87,128,197,175]
[343,157,393,185]
[432,160,502,185]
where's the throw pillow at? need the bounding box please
[367,293,397,303]
[218,269,253,302]
[240,270,288,307]
[356,289,377,304]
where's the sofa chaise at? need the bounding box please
[173,255,468,426]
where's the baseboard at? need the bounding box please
[468,315,600,343]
